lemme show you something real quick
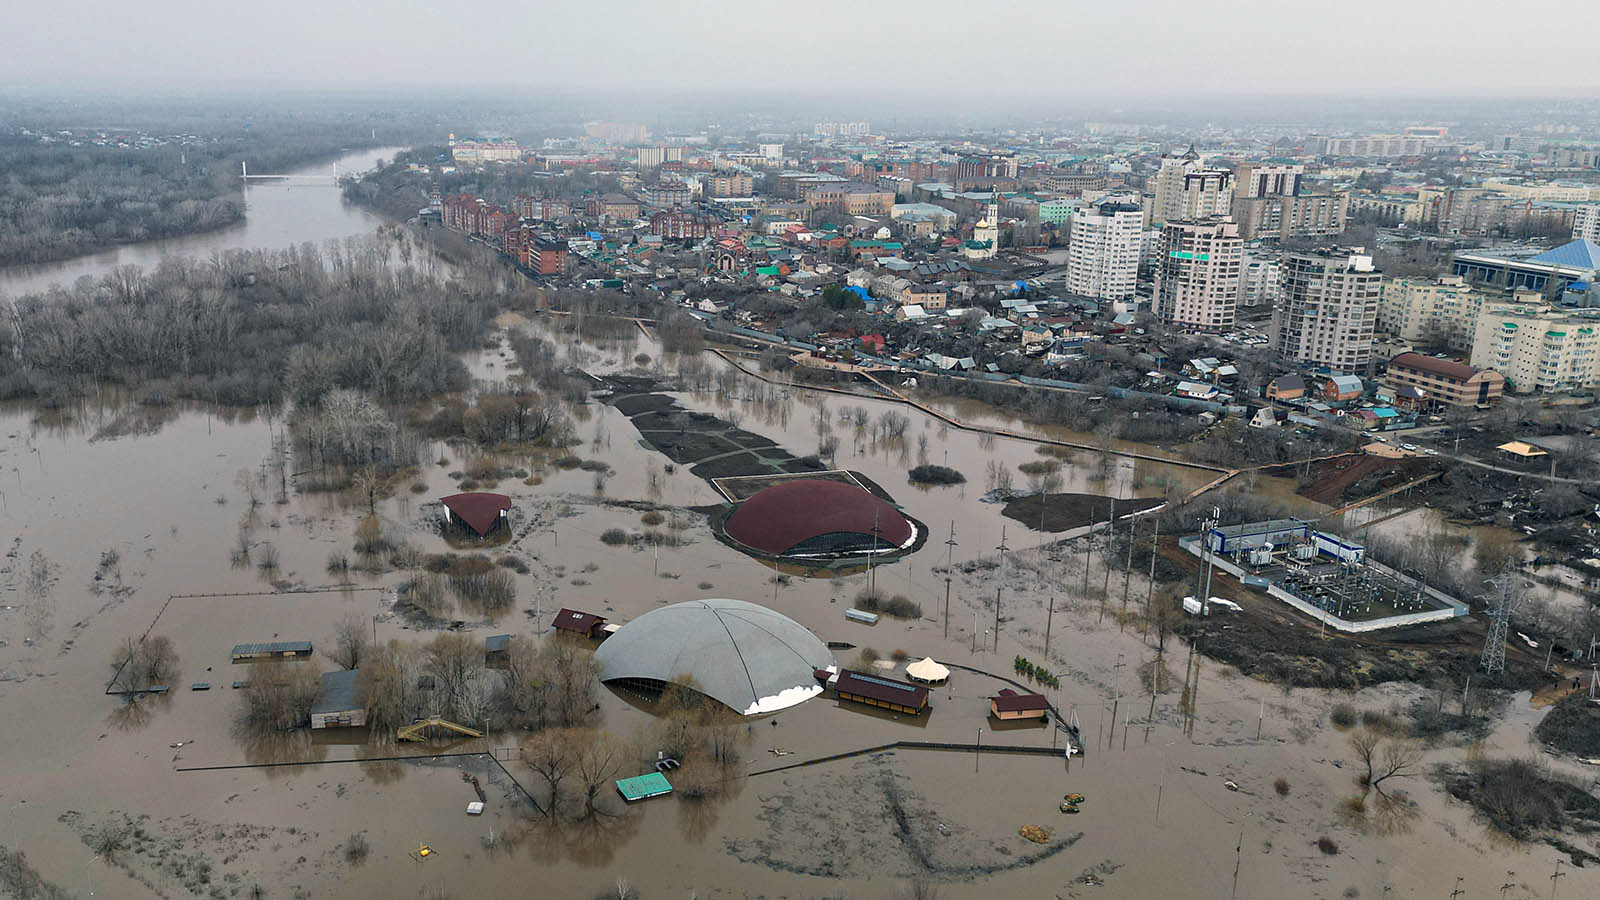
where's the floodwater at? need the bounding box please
[0,146,407,299]
[0,231,1591,896]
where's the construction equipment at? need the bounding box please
[410,843,434,861]
[397,717,485,742]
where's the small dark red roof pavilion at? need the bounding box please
[440,492,512,536]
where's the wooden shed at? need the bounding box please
[833,669,928,715]
[552,608,607,639]
[989,688,1049,721]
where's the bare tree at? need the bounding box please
[425,633,485,724]
[521,727,580,815]
[238,660,321,733]
[1349,727,1423,794]
[359,641,420,736]
[573,729,627,819]
[540,635,599,727]
[493,635,548,729]
[327,613,370,670]
[109,635,181,692]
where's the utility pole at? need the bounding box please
[1230,828,1244,899]
[1144,516,1160,638]
[994,527,1009,652]
[1120,512,1137,630]
[943,522,957,639]
[1082,505,1093,602]
[1109,653,1125,748]
[1101,507,1115,616]
[868,506,880,596]
[1044,596,1055,660]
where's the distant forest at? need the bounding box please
[0,139,244,266]
[0,108,435,268]
[0,234,531,408]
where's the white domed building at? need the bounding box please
[595,599,835,715]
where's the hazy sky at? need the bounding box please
[2,0,1595,98]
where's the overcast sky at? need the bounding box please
[2,0,1594,99]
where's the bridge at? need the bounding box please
[240,160,340,183]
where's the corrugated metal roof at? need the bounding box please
[231,641,312,656]
[312,669,362,715]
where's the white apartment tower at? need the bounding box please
[1376,274,1481,352]
[1271,250,1382,372]
[1067,201,1144,300]
[1153,218,1243,331]
[1573,204,1600,243]
[1470,296,1600,393]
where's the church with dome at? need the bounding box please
[963,193,1001,260]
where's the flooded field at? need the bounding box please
[0,310,1593,898]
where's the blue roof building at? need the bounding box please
[1454,239,1600,294]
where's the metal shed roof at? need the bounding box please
[231,641,312,656]
[311,669,362,715]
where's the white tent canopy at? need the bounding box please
[905,657,949,684]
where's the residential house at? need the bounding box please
[1265,373,1306,401]
[1318,374,1364,403]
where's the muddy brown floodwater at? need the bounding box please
[0,316,1594,900]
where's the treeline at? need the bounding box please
[0,235,530,408]
[0,141,243,266]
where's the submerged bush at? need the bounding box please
[907,464,966,486]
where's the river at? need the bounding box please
[0,146,407,299]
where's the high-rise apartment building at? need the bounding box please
[1151,147,1233,226]
[1153,219,1243,332]
[1469,296,1600,393]
[1233,192,1348,241]
[1271,250,1381,372]
[634,146,683,168]
[1234,162,1304,199]
[1067,201,1144,300]
[1238,251,1282,309]
[1574,204,1600,243]
[1377,274,1481,351]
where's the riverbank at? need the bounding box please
[0,144,408,298]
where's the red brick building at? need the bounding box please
[530,237,568,276]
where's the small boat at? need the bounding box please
[1059,802,1080,814]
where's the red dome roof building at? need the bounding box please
[722,480,917,558]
